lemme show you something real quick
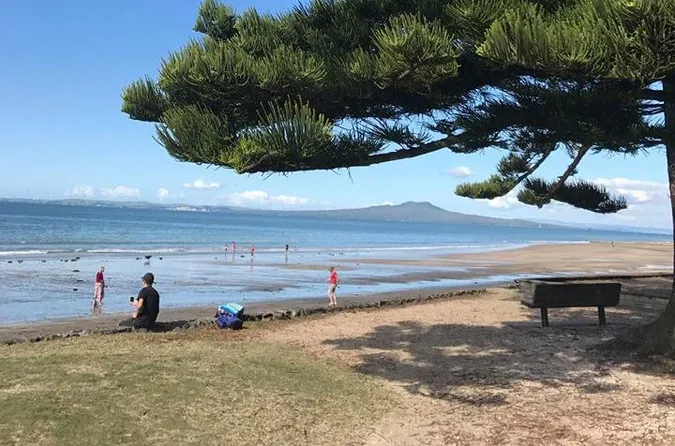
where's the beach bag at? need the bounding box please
[217,303,245,318]
[216,313,243,330]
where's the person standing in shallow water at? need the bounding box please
[93,266,105,308]
[327,266,339,306]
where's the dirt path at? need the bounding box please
[255,289,675,445]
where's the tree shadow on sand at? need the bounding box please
[323,304,671,407]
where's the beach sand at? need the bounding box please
[0,241,672,342]
[250,287,674,445]
[338,240,672,276]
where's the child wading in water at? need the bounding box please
[327,266,339,306]
[93,266,105,305]
[92,266,105,315]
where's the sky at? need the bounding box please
[0,0,670,229]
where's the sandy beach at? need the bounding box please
[0,241,671,342]
[249,286,675,445]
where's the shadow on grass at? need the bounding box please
[130,319,246,333]
[650,393,675,407]
[323,304,671,406]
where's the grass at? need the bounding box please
[0,328,395,446]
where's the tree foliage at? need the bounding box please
[122,0,671,213]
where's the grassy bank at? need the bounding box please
[0,329,394,446]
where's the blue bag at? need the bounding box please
[218,303,245,318]
[216,313,243,330]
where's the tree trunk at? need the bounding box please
[641,76,675,355]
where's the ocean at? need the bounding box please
[0,201,669,324]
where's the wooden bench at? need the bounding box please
[516,279,621,327]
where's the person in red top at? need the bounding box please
[250,245,255,257]
[93,266,105,307]
[327,266,339,306]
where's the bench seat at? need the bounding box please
[517,280,621,327]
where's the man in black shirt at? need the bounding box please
[120,272,160,330]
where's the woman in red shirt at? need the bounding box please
[93,266,105,307]
[327,266,339,306]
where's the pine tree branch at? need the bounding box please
[366,137,452,165]
[641,89,675,103]
[512,149,554,188]
[535,145,590,207]
[242,136,453,173]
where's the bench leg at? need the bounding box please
[598,306,606,326]
[540,308,549,327]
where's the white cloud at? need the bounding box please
[225,190,313,208]
[228,190,267,205]
[272,194,311,206]
[447,166,474,178]
[488,191,520,210]
[183,179,221,190]
[380,201,394,206]
[593,177,668,204]
[156,188,170,200]
[70,185,94,198]
[100,185,141,199]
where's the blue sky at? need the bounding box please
[0,0,669,229]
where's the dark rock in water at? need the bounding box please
[136,257,140,260]
[240,255,245,258]
[7,261,11,264]
[17,260,23,263]
[159,257,163,260]
[64,259,69,262]
[75,256,81,260]
[71,258,78,262]
[73,288,78,292]
[41,260,46,263]
[144,255,152,260]
[72,269,80,273]
[76,279,84,283]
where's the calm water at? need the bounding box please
[0,201,669,324]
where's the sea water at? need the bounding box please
[0,201,669,324]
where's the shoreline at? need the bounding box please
[0,284,495,343]
[0,239,669,260]
[0,241,672,332]
[1,270,673,344]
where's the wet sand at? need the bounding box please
[0,241,671,343]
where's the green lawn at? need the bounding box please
[0,329,394,446]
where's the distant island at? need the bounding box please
[274,201,555,228]
[1,197,562,228]
[1,198,668,233]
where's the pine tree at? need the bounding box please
[122,0,675,354]
[472,0,675,353]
